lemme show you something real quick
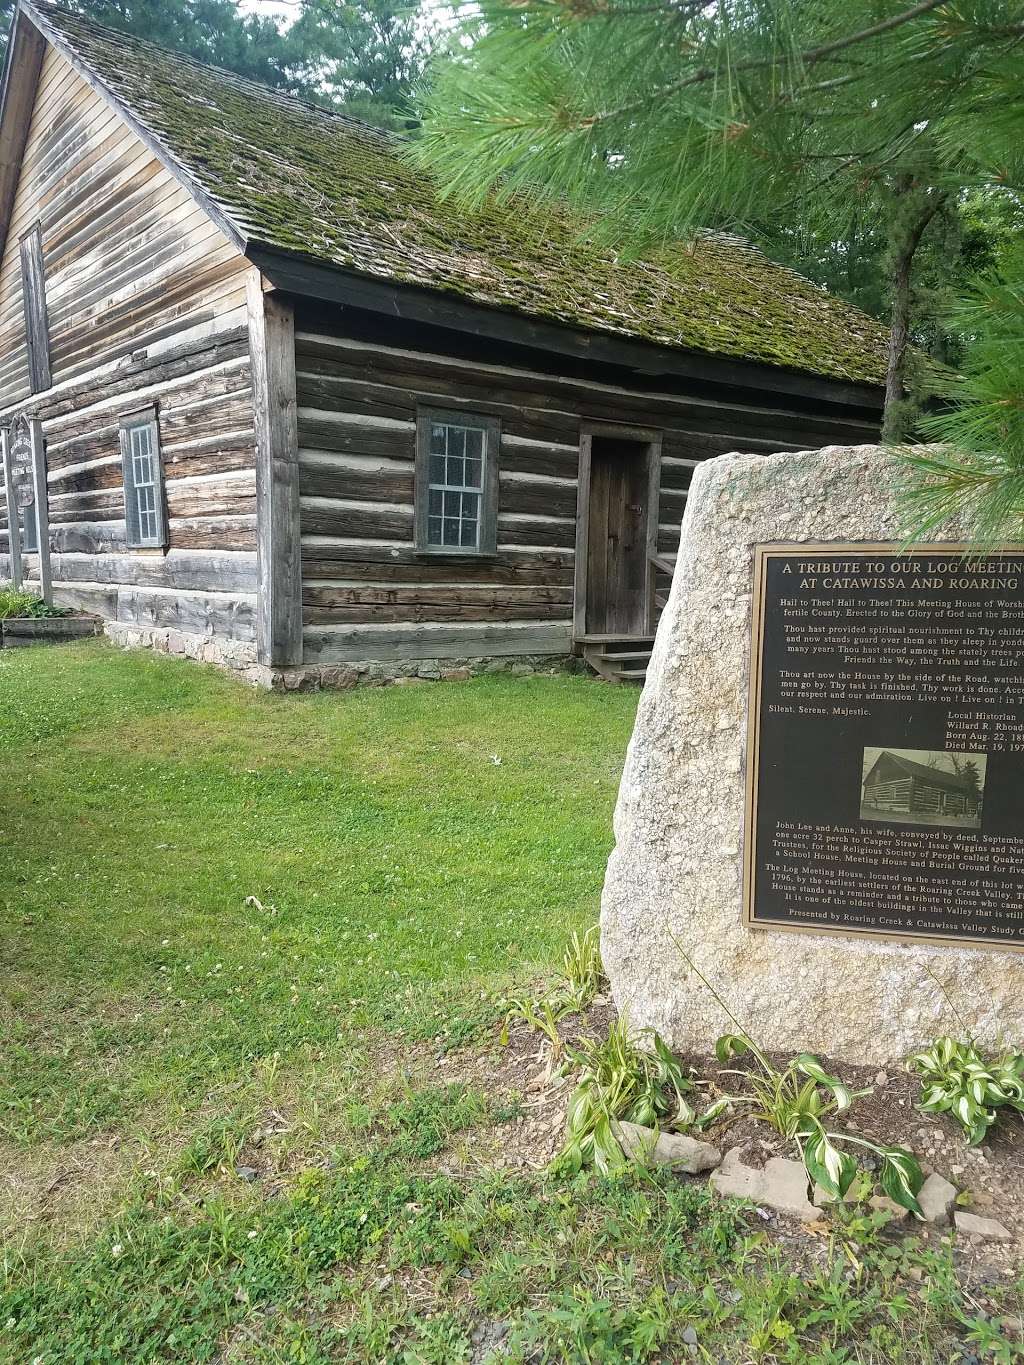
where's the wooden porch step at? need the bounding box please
[579,633,655,685]
[576,633,655,645]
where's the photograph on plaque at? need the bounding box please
[743,544,1024,950]
[859,747,985,830]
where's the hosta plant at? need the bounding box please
[556,1017,695,1176]
[699,1034,924,1214]
[908,1037,1024,1145]
[674,941,923,1214]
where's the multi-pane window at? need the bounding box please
[119,410,167,549]
[416,410,499,555]
[427,421,484,549]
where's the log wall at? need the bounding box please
[0,43,256,641]
[294,313,881,664]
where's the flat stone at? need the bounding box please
[918,1173,957,1225]
[954,1211,1012,1242]
[868,1195,911,1223]
[319,665,359,690]
[612,1120,721,1173]
[600,446,1024,1064]
[710,1148,818,1222]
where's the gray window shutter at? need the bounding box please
[119,409,167,549]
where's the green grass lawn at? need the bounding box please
[1,642,1021,1363]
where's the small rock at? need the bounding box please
[868,1195,911,1223]
[613,1121,721,1174]
[711,1149,818,1222]
[681,1326,698,1346]
[235,1166,258,1183]
[874,1071,889,1087]
[954,1212,1012,1242]
[918,1173,957,1225]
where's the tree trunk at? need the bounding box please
[882,185,948,442]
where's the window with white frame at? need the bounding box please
[119,409,167,549]
[415,409,499,555]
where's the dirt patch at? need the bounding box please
[0,1131,142,1252]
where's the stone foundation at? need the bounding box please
[102,621,580,690]
[103,620,265,685]
[267,653,582,691]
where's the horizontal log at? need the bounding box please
[298,458,413,504]
[114,586,256,640]
[300,498,413,540]
[50,549,257,593]
[499,477,576,520]
[52,582,119,616]
[302,619,573,662]
[497,515,576,549]
[302,583,572,607]
[164,485,256,520]
[303,602,573,625]
[659,462,696,494]
[299,543,573,584]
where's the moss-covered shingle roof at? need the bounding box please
[27,0,890,387]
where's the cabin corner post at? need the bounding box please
[0,426,23,590]
[247,270,302,668]
[28,418,51,602]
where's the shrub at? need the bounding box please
[908,1036,1024,1145]
[0,585,69,619]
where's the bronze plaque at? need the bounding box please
[743,544,1024,950]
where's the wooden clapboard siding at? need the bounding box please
[0,40,255,643]
[294,311,879,661]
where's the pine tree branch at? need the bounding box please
[577,0,948,129]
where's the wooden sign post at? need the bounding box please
[1,425,23,590]
[1,417,51,602]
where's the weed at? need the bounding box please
[383,1083,491,1159]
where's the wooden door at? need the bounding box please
[583,436,652,636]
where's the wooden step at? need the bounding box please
[580,634,653,684]
[576,633,655,645]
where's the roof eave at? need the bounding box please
[17,0,250,261]
[250,243,886,416]
[0,5,47,273]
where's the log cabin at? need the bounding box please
[862,751,982,822]
[0,0,892,686]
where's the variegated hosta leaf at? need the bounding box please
[694,1096,734,1129]
[878,1147,924,1216]
[715,1033,750,1062]
[803,1131,857,1198]
[795,1055,853,1111]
